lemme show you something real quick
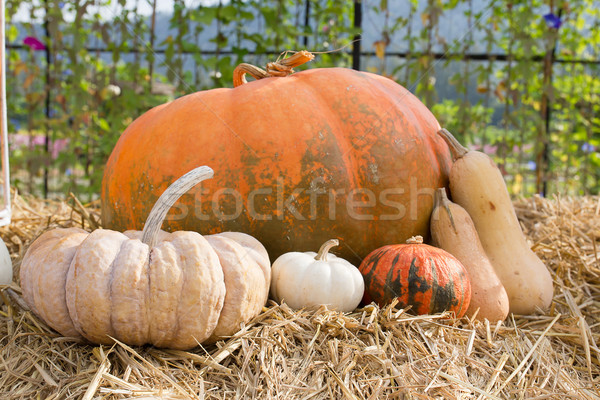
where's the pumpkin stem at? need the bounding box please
[315,239,339,261]
[233,50,315,88]
[437,128,469,160]
[406,236,424,245]
[434,188,458,234]
[141,166,214,248]
[232,63,269,87]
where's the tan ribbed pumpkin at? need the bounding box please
[20,166,270,350]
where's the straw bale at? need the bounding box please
[0,193,598,399]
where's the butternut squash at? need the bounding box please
[430,188,509,321]
[437,129,553,315]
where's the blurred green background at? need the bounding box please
[5,0,599,199]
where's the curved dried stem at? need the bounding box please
[438,128,469,160]
[233,50,315,88]
[141,166,214,247]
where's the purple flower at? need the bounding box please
[58,2,65,9]
[527,161,537,171]
[582,142,595,153]
[543,13,562,29]
[23,36,46,51]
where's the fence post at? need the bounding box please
[43,0,51,198]
[352,1,362,70]
[303,0,310,47]
[536,7,562,196]
[148,0,157,94]
[0,0,12,224]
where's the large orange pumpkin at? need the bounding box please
[101,52,452,263]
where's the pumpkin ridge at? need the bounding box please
[384,252,401,301]
[351,73,414,150]
[171,234,200,348]
[351,70,442,171]
[454,264,468,317]
[32,235,71,323]
[109,239,152,345]
[107,237,133,340]
[295,74,360,190]
[206,236,252,341]
[428,258,439,314]
[66,230,129,344]
[188,92,256,161]
[146,246,153,342]
[174,245,185,346]
[147,241,181,346]
[34,232,86,337]
[407,256,431,314]
[22,232,65,317]
[428,259,448,313]
[168,232,226,348]
[386,252,405,302]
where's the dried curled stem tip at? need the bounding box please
[406,236,424,245]
[233,50,315,87]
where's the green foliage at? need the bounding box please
[4,0,600,197]
[373,0,599,195]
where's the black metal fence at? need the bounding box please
[5,0,600,198]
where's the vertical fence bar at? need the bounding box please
[303,0,310,47]
[0,0,11,225]
[537,7,562,196]
[352,0,362,70]
[43,0,51,198]
[148,0,157,94]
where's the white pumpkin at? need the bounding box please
[270,239,364,312]
[0,238,12,285]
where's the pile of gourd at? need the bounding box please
[17,52,553,350]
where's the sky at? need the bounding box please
[11,0,220,22]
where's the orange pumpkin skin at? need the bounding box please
[359,240,471,317]
[101,68,451,263]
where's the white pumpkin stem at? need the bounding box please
[438,128,469,160]
[315,239,339,261]
[141,166,214,247]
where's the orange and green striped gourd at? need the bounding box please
[359,236,471,317]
